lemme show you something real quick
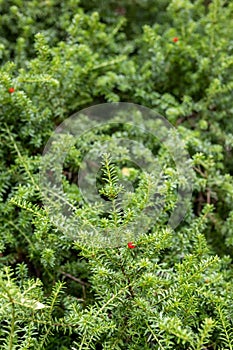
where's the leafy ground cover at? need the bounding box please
[0,0,233,349]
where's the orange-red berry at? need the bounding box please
[8,87,15,93]
[127,242,136,249]
[173,37,179,43]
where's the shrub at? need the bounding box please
[0,0,233,349]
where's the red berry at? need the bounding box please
[173,37,179,43]
[127,242,136,249]
[8,87,15,93]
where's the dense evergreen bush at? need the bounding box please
[0,0,233,349]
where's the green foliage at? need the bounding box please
[0,0,233,349]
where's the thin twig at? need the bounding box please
[206,188,211,204]
[194,166,207,178]
[60,271,90,287]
